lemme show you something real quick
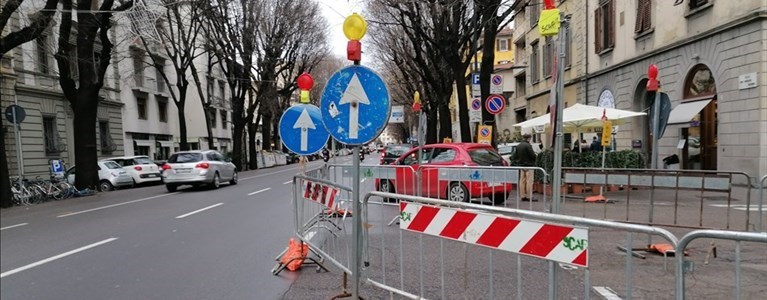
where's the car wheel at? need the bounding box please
[99,180,114,192]
[166,184,177,193]
[211,173,221,189]
[448,182,468,202]
[229,171,238,185]
[491,192,507,205]
[378,180,396,203]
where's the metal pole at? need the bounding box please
[416,111,425,197]
[351,145,361,298]
[13,95,23,185]
[650,89,661,169]
[549,13,569,300]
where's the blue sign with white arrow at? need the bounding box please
[278,104,329,156]
[320,65,390,145]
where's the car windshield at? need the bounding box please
[468,148,504,166]
[134,157,154,165]
[497,145,513,155]
[169,153,203,163]
[385,145,410,157]
[103,161,122,169]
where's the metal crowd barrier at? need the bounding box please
[358,191,679,300]
[564,168,754,231]
[327,163,550,210]
[759,175,766,231]
[675,230,767,300]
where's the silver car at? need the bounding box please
[162,150,238,192]
[65,160,134,192]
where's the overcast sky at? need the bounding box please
[318,0,368,58]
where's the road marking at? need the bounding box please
[360,178,367,183]
[303,231,316,241]
[593,286,622,300]
[239,161,323,181]
[0,238,118,278]
[283,180,292,185]
[248,188,271,196]
[0,223,28,231]
[176,203,224,219]
[58,193,180,218]
[709,204,766,212]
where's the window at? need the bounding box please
[134,146,149,156]
[497,38,509,52]
[529,1,541,28]
[514,40,525,64]
[468,148,504,166]
[689,0,709,10]
[209,107,217,128]
[169,153,203,163]
[207,78,215,102]
[157,97,168,122]
[220,110,228,129]
[594,0,615,53]
[137,96,147,119]
[635,0,652,34]
[543,37,553,78]
[37,36,49,74]
[530,41,540,83]
[515,75,526,97]
[564,25,572,67]
[154,57,165,92]
[219,80,227,107]
[133,50,145,86]
[99,121,115,153]
[430,148,456,163]
[43,116,60,154]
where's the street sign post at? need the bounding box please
[320,65,390,145]
[490,74,503,94]
[278,104,329,156]
[5,105,26,124]
[485,94,505,115]
[469,98,482,122]
[477,125,492,144]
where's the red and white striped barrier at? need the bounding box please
[303,180,340,210]
[399,201,589,267]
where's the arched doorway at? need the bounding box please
[632,78,651,162]
[681,64,718,170]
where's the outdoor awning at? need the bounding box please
[667,100,711,125]
[134,140,152,147]
[159,141,174,148]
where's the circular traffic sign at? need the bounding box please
[471,98,481,110]
[4,105,26,124]
[480,127,490,137]
[485,94,505,115]
[491,74,503,86]
[278,104,329,156]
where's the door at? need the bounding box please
[423,147,457,198]
[395,147,431,195]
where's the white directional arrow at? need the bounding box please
[338,73,370,139]
[293,108,315,151]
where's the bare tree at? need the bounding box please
[54,0,133,189]
[1,0,60,206]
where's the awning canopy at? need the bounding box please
[159,141,174,148]
[134,140,152,147]
[667,100,711,125]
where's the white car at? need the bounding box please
[497,142,543,165]
[108,155,163,185]
[65,160,134,191]
[162,150,238,192]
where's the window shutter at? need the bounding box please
[643,0,652,32]
[594,7,602,53]
[635,0,644,33]
[608,0,615,48]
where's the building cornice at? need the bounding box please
[588,9,767,79]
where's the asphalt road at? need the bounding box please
[0,156,353,300]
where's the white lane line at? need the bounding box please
[283,180,292,185]
[360,178,367,183]
[248,188,271,196]
[593,286,622,300]
[58,193,180,218]
[0,237,118,278]
[239,161,324,181]
[0,223,29,231]
[303,231,316,241]
[176,203,224,219]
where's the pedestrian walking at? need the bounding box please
[511,133,537,202]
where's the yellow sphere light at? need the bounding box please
[343,13,367,41]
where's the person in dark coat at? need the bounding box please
[512,134,537,201]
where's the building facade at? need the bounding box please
[584,0,766,179]
[1,3,125,178]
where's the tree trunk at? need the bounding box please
[176,100,189,150]
[0,125,12,207]
[438,102,452,142]
[232,121,245,170]
[248,121,258,170]
[72,91,100,190]
[425,108,438,144]
[452,64,472,142]
[479,2,501,147]
[204,106,214,150]
[261,113,273,151]
[272,117,280,151]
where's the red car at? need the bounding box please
[376,143,513,204]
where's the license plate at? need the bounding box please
[487,182,503,187]
[147,174,157,177]
[177,169,191,173]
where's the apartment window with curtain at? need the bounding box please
[635,0,652,34]
[37,36,49,74]
[530,40,540,83]
[43,116,60,154]
[594,0,615,54]
[497,38,509,52]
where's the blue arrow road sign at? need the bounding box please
[320,65,390,145]
[279,104,329,156]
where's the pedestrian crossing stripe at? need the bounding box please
[709,204,765,212]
